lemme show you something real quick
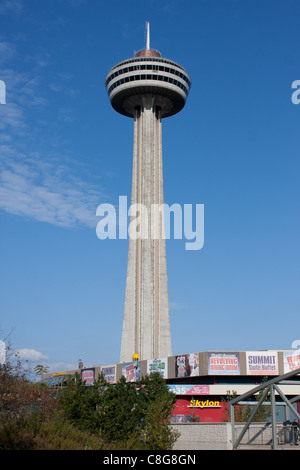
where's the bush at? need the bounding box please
[58,371,179,449]
[141,399,179,450]
[97,375,143,442]
[0,416,36,450]
[0,410,104,450]
[34,411,103,450]
[0,354,179,450]
[58,372,104,432]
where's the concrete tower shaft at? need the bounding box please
[105,35,191,362]
[120,99,171,362]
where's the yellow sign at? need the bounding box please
[189,399,220,408]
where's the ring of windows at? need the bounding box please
[106,63,191,89]
[108,74,189,96]
[109,56,186,72]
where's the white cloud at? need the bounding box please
[0,146,102,228]
[0,102,26,132]
[0,41,105,230]
[0,42,16,63]
[0,0,23,16]
[46,361,78,373]
[169,301,188,311]
[17,348,48,362]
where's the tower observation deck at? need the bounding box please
[105,23,191,362]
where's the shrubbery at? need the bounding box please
[59,371,178,449]
[0,357,179,450]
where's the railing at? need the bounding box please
[232,423,299,447]
[229,368,300,450]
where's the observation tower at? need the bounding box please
[105,23,191,362]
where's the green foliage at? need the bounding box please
[0,415,36,450]
[138,371,177,413]
[34,364,50,377]
[187,410,201,422]
[0,356,179,450]
[58,372,106,432]
[0,359,57,425]
[58,370,179,449]
[35,411,103,450]
[0,410,104,450]
[141,398,179,450]
[97,375,144,442]
[137,372,178,449]
[221,379,272,423]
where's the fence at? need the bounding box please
[172,421,299,450]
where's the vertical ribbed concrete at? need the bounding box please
[120,96,172,362]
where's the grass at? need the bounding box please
[0,411,102,450]
[0,411,148,450]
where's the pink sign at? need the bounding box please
[169,384,210,395]
[187,385,210,395]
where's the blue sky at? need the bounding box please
[0,0,299,373]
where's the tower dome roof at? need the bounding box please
[135,49,162,58]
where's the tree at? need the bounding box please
[141,399,179,450]
[222,379,272,423]
[97,372,179,448]
[97,375,143,442]
[136,372,176,422]
[34,364,49,377]
[0,346,56,422]
[59,372,106,432]
[136,372,179,449]
[59,371,179,449]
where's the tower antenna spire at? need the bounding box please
[146,21,150,50]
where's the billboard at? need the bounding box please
[246,351,278,375]
[169,384,210,395]
[208,352,240,375]
[122,362,140,382]
[283,351,300,373]
[175,353,199,377]
[101,365,116,384]
[147,357,168,378]
[81,368,95,386]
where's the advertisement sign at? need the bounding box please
[169,384,210,395]
[283,351,300,373]
[176,415,185,423]
[122,362,140,382]
[175,353,199,377]
[208,352,240,375]
[189,399,220,408]
[81,368,95,386]
[101,365,116,383]
[147,357,168,378]
[246,351,278,375]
